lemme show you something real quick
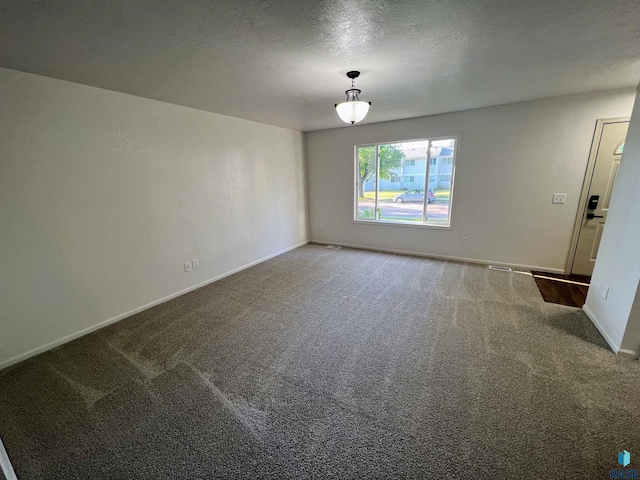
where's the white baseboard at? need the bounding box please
[0,436,18,480]
[581,304,632,356]
[310,240,565,274]
[617,349,640,360]
[0,240,308,372]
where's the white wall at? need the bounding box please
[306,90,635,271]
[584,88,640,356]
[0,67,307,368]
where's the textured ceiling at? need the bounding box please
[1,0,639,131]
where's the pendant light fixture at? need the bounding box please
[335,71,371,124]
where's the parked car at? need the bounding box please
[393,189,435,203]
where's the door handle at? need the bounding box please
[586,213,604,219]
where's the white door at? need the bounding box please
[571,120,628,276]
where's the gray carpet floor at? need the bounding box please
[1,244,639,479]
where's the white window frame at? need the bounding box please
[354,135,458,229]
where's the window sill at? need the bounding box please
[353,219,451,230]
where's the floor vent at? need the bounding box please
[326,245,342,250]
[489,265,512,272]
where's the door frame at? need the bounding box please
[565,117,630,274]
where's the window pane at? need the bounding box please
[356,145,377,219]
[377,141,427,223]
[425,138,455,225]
[355,137,456,228]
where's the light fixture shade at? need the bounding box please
[335,100,370,124]
[335,71,371,124]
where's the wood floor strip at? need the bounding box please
[531,273,589,308]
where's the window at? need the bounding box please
[440,157,453,165]
[355,137,456,227]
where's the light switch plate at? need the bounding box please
[184,262,192,272]
[552,193,567,204]
[192,259,199,269]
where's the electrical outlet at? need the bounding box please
[602,286,609,300]
[461,237,468,245]
[192,259,199,269]
[184,262,192,272]
[552,193,567,204]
